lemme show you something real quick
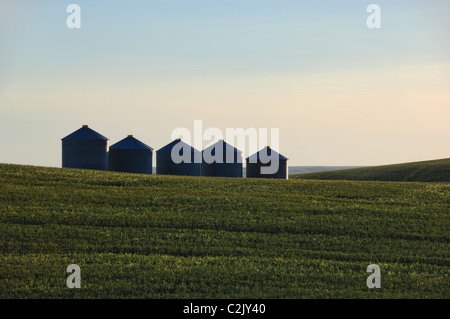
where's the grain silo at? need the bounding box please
[61,125,109,170]
[156,138,201,176]
[246,146,288,179]
[201,140,243,178]
[108,135,153,174]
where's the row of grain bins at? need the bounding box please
[62,125,288,179]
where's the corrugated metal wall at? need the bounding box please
[62,126,109,171]
[109,149,152,174]
[108,135,153,174]
[246,147,288,179]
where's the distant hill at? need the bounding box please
[287,166,364,175]
[291,158,450,182]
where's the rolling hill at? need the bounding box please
[0,163,449,298]
[291,158,450,182]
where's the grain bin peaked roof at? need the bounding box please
[203,140,242,154]
[110,135,152,150]
[157,139,200,153]
[61,125,108,171]
[201,139,243,178]
[61,125,108,141]
[246,146,288,161]
[156,138,201,176]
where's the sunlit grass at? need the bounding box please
[0,163,448,298]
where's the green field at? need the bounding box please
[292,158,450,183]
[0,163,449,298]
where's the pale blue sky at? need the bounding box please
[1,0,449,166]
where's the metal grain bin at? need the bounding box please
[201,140,243,178]
[156,139,201,176]
[108,135,153,174]
[246,146,288,179]
[61,125,108,170]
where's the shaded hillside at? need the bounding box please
[0,163,449,298]
[291,158,450,182]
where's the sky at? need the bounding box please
[1,0,449,167]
